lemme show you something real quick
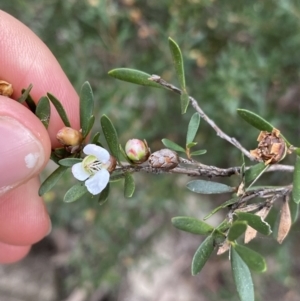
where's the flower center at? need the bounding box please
[82,155,105,175]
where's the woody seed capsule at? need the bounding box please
[148,149,179,169]
[0,80,13,97]
[250,129,287,165]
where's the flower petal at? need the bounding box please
[85,169,110,195]
[72,162,90,181]
[83,144,110,163]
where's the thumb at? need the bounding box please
[0,96,51,196]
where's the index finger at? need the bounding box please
[0,10,80,147]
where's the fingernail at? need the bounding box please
[0,116,45,195]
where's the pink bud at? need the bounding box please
[125,139,150,163]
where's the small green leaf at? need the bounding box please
[64,183,88,203]
[186,142,197,148]
[124,172,135,198]
[237,109,273,132]
[108,68,162,88]
[295,148,300,156]
[58,158,82,167]
[190,149,207,156]
[245,162,267,184]
[80,81,94,138]
[290,200,299,223]
[186,113,200,145]
[228,221,248,241]
[161,138,185,152]
[180,91,190,114]
[39,166,68,196]
[187,180,234,194]
[171,216,214,235]
[100,115,120,162]
[233,244,267,273]
[204,197,239,220]
[236,212,272,235]
[98,183,110,205]
[17,84,33,104]
[35,96,50,129]
[91,132,101,144]
[237,109,290,146]
[169,37,186,90]
[231,248,255,301]
[47,93,71,127]
[292,156,300,203]
[85,116,95,137]
[191,235,215,275]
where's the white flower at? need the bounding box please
[72,144,112,195]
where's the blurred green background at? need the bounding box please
[2,0,300,300]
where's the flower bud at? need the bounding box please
[0,80,13,97]
[148,149,179,169]
[57,127,83,152]
[250,129,287,165]
[125,139,150,163]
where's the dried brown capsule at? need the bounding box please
[0,80,13,97]
[250,129,287,165]
[148,149,179,169]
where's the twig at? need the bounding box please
[114,161,294,178]
[149,75,256,161]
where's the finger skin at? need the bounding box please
[0,10,80,147]
[0,11,80,263]
[0,241,30,264]
[0,177,50,246]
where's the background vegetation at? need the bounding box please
[2,0,300,300]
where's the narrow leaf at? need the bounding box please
[80,81,94,138]
[100,115,120,162]
[171,216,214,235]
[231,248,255,301]
[124,172,135,198]
[245,163,267,184]
[292,156,300,203]
[108,68,162,88]
[186,113,200,144]
[233,244,267,273]
[290,199,299,223]
[187,180,234,194]
[191,235,215,275]
[47,93,71,127]
[98,183,110,205]
[180,91,189,114]
[39,166,68,196]
[168,37,186,89]
[35,96,50,129]
[186,142,197,148]
[237,109,290,145]
[204,197,238,220]
[227,221,248,241]
[91,132,101,144]
[296,148,300,156]
[161,138,185,152]
[64,183,88,203]
[190,149,207,156]
[237,109,273,132]
[17,84,33,104]
[58,158,82,167]
[236,212,271,235]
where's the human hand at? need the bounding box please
[0,10,80,263]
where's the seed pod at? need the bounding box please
[250,128,287,164]
[148,149,179,169]
[0,80,13,97]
